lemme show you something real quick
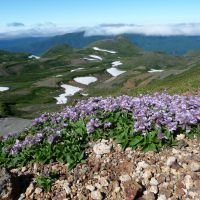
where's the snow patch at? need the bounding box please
[54,84,82,104]
[74,76,97,85]
[89,55,103,61]
[93,47,117,54]
[148,69,164,73]
[112,61,123,67]
[55,75,63,77]
[71,68,84,72]
[106,68,126,77]
[28,55,40,59]
[81,93,89,96]
[84,58,98,61]
[0,87,9,92]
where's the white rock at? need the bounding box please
[119,174,131,182]
[150,177,159,186]
[176,134,185,140]
[143,170,152,179]
[59,180,71,194]
[99,177,109,187]
[91,190,102,200]
[25,183,34,197]
[93,142,112,156]
[157,194,167,200]
[149,185,158,194]
[21,166,26,172]
[137,161,149,169]
[95,183,102,190]
[86,185,95,191]
[114,186,121,193]
[184,175,193,189]
[189,161,200,172]
[166,156,177,166]
[35,187,42,194]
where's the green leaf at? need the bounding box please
[129,135,143,147]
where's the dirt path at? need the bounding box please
[0,117,32,135]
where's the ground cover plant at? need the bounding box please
[0,93,200,170]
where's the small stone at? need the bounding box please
[143,170,152,183]
[114,187,121,193]
[33,163,38,173]
[21,166,26,172]
[157,194,167,200]
[18,193,25,200]
[166,156,177,166]
[176,134,185,140]
[86,185,95,191]
[143,191,155,200]
[150,177,159,186]
[184,175,193,189]
[61,180,71,194]
[93,142,112,156]
[99,177,109,187]
[91,190,102,200]
[189,161,200,172]
[119,174,131,182]
[122,180,142,200]
[35,187,42,194]
[137,161,149,169]
[25,183,34,197]
[149,186,158,194]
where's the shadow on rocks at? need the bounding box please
[0,168,33,200]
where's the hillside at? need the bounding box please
[0,33,200,200]
[0,36,200,120]
[2,32,200,55]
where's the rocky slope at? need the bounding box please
[1,135,200,200]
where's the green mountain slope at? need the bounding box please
[0,37,200,119]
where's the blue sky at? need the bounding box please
[1,0,200,38]
[1,0,200,25]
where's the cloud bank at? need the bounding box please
[84,23,200,36]
[1,23,200,39]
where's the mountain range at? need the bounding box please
[1,32,200,55]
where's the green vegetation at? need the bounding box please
[0,36,200,118]
[36,172,58,192]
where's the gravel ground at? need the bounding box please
[0,117,32,135]
[1,134,200,200]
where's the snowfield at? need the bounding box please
[0,87,9,92]
[74,76,98,85]
[54,84,82,104]
[93,47,117,54]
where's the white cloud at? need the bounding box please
[84,23,200,36]
[1,23,200,39]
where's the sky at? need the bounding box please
[0,0,200,38]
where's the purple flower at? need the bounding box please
[157,133,167,140]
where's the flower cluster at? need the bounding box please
[9,133,44,155]
[3,93,200,155]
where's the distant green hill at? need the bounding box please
[42,44,74,58]
[88,36,142,56]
